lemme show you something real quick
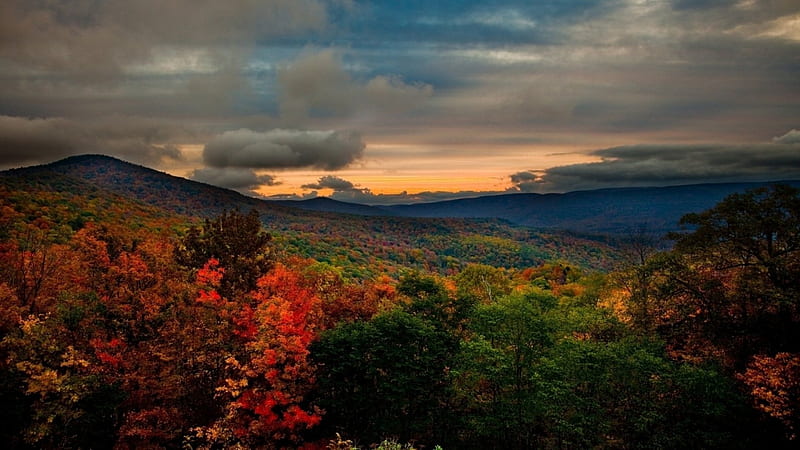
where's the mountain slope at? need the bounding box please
[1,154,622,273]
[381,182,800,234]
[272,197,387,216]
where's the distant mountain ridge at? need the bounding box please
[1,154,626,271]
[272,196,387,216]
[272,181,800,234]
[5,154,798,235]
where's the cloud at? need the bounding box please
[509,171,536,183]
[0,0,330,81]
[302,175,358,191]
[526,143,800,193]
[328,189,499,205]
[291,174,497,205]
[203,128,365,170]
[0,115,188,168]
[508,170,544,192]
[774,129,800,144]
[190,167,279,192]
[277,50,433,122]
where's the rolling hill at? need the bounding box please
[309,182,800,235]
[0,154,622,273]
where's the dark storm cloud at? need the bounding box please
[0,115,188,168]
[203,128,365,170]
[191,167,280,191]
[526,142,800,193]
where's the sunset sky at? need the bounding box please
[1,0,799,204]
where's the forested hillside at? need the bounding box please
[4,155,621,274]
[1,157,799,449]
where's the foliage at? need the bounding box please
[176,208,272,298]
[311,307,458,446]
[0,169,797,448]
[659,184,800,366]
[739,352,800,440]
[608,184,800,442]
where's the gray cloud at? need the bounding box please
[0,0,330,81]
[509,170,538,184]
[203,128,365,170]
[508,170,544,192]
[774,129,800,145]
[333,189,495,205]
[295,174,494,205]
[190,167,279,192]
[0,115,189,168]
[528,143,800,193]
[302,175,358,191]
[278,50,433,122]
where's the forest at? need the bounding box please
[1,171,799,448]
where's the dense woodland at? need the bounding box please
[1,167,799,448]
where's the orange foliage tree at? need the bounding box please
[740,352,800,440]
[193,263,323,447]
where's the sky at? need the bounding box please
[0,0,799,204]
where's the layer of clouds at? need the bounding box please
[2,0,798,200]
[0,115,189,168]
[203,128,365,170]
[278,50,433,122]
[509,138,800,193]
[0,0,330,81]
[337,0,800,144]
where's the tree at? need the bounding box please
[454,264,511,304]
[176,209,272,298]
[611,225,664,333]
[194,264,323,448]
[655,185,800,367]
[740,352,800,441]
[453,291,557,448]
[311,308,457,445]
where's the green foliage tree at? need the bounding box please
[176,209,272,298]
[399,271,474,334]
[535,337,753,449]
[311,308,458,445]
[453,291,557,448]
[454,264,511,304]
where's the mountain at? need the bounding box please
[8,153,798,237]
[8,154,796,237]
[272,197,387,216]
[381,182,800,234]
[10,154,273,217]
[1,154,622,272]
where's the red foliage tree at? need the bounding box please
[198,263,323,447]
